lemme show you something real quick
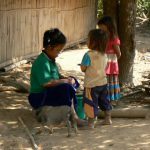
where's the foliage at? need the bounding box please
[136,0,150,18]
[97,0,150,19]
[97,0,103,18]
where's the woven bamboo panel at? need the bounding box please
[0,0,97,68]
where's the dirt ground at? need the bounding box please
[0,25,150,150]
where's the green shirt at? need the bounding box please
[30,52,60,93]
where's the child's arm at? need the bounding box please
[79,52,91,72]
[113,44,121,59]
[80,65,87,72]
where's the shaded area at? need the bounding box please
[0,25,150,149]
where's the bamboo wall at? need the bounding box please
[0,0,97,68]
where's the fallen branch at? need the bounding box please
[121,89,143,98]
[0,85,18,92]
[16,79,30,93]
[141,97,150,104]
[18,117,38,150]
[99,107,150,118]
[0,76,29,93]
[1,60,28,72]
[136,16,148,21]
[136,17,149,25]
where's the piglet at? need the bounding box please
[35,106,78,137]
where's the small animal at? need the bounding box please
[35,106,78,137]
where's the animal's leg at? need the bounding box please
[66,114,72,137]
[71,100,78,120]
[69,113,78,135]
[72,119,78,134]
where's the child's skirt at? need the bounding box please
[107,74,120,101]
[28,83,77,110]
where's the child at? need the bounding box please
[28,28,85,125]
[98,16,121,105]
[80,29,112,128]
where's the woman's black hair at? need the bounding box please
[88,29,108,54]
[97,16,117,39]
[43,28,67,48]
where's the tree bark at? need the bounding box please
[103,0,118,23]
[118,0,136,86]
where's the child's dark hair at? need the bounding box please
[43,28,67,48]
[97,16,117,39]
[88,29,108,54]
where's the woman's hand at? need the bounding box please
[60,77,75,85]
[60,79,70,84]
[43,78,75,87]
[67,77,75,85]
[44,79,69,87]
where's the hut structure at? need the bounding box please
[0,0,97,69]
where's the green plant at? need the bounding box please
[97,0,103,18]
[136,0,150,18]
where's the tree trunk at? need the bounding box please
[118,0,136,86]
[102,0,136,86]
[103,0,118,23]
